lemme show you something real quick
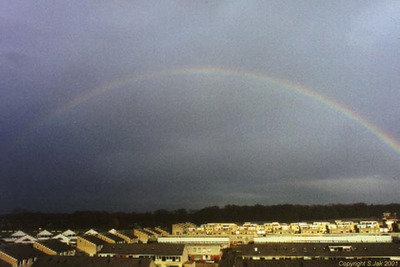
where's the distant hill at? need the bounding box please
[0,203,399,231]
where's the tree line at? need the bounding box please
[0,203,398,231]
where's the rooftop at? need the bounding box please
[100,243,185,255]
[239,243,400,257]
[0,244,44,260]
[78,235,108,246]
[100,233,125,243]
[234,259,390,267]
[35,239,74,253]
[32,256,153,267]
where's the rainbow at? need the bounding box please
[38,66,400,155]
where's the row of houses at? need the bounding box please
[1,230,77,246]
[2,241,399,267]
[2,218,392,248]
[1,228,149,246]
[0,240,222,267]
[133,227,169,243]
[0,227,225,266]
[31,257,154,267]
[0,226,171,246]
[2,226,400,266]
[219,243,400,267]
[172,219,395,237]
[0,239,76,267]
[0,242,157,267]
[231,243,400,267]
[76,234,223,261]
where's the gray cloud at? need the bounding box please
[1,1,399,213]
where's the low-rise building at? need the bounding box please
[2,231,27,243]
[32,256,156,267]
[33,239,75,256]
[98,243,188,267]
[59,230,77,247]
[186,245,222,262]
[109,230,138,244]
[254,234,392,243]
[36,230,53,241]
[154,228,170,237]
[0,244,44,267]
[237,223,257,235]
[237,243,400,261]
[357,221,380,234]
[144,228,169,238]
[84,229,98,236]
[97,233,125,244]
[76,235,107,256]
[2,231,38,244]
[52,234,73,247]
[383,212,398,232]
[172,220,386,237]
[158,236,230,248]
[134,229,157,244]
[336,220,357,233]
[14,235,37,245]
[229,234,254,246]
[172,223,197,236]
[60,230,76,239]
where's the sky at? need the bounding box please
[1,1,400,213]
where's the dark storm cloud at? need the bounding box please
[1,1,400,213]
